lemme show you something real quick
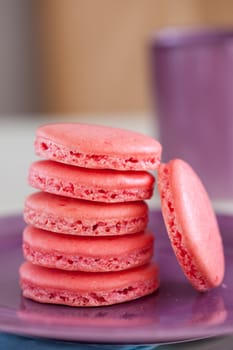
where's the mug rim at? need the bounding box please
[151,26,233,49]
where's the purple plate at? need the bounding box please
[0,211,232,344]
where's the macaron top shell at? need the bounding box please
[28,160,155,202]
[24,192,148,236]
[20,261,158,292]
[158,159,225,292]
[24,192,148,221]
[35,123,162,170]
[29,160,154,190]
[23,225,154,257]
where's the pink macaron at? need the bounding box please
[19,261,159,307]
[23,225,154,272]
[28,160,155,203]
[34,123,162,171]
[24,192,148,236]
[19,290,158,327]
[157,158,225,292]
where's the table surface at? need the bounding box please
[0,113,232,349]
[0,332,233,349]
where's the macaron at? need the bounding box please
[23,225,154,272]
[34,123,162,171]
[28,160,155,203]
[19,292,158,327]
[19,261,159,306]
[157,159,225,292]
[24,192,148,236]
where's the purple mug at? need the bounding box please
[150,27,233,200]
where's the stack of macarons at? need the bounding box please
[19,123,162,307]
[20,123,226,308]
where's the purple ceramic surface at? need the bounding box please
[0,212,232,344]
[150,27,233,200]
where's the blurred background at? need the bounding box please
[1,0,233,116]
[1,0,233,214]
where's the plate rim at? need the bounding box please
[0,212,232,344]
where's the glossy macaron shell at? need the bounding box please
[35,123,162,170]
[158,159,225,292]
[24,192,148,236]
[28,160,155,203]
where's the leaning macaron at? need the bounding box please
[157,158,225,292]
[23,225,154,272]
[34,123,162,171]
[24,192,148,236]
[28,160,155,203]
[19,261,159,306]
